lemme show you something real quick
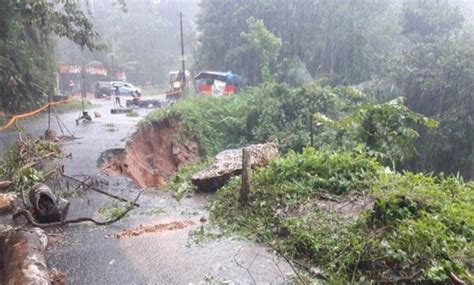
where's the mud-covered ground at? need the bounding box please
[0,96,293,284]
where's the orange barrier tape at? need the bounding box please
[0,98,74,132]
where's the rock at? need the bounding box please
[0,193,15,213]
[94,111,101,118]
[191,142,279,191]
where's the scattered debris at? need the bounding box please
[112,220,195,239]
[192,142,279,191]
[60,173,139,207]
[111,108,133,114]
[126,99,161,108]
[0,193,15,213]
[44,129,57,140]
[13,190,143,228]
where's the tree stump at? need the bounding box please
[239,147,250,207]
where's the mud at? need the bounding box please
[285,193,376,221]
[100,117,200,188]
[111,220,195,239]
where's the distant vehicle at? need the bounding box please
[110,81,141,96]
[95,81,112,98]
[194,71,244,96]
[168,70,190,93]
[95,81,141,98]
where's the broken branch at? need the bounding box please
[61,173,140,207]
[13,190,144,228]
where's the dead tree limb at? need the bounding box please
[0,180,13,190]
[13,190,144,228]
[61,173,140,207]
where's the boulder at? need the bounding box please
[191,142,279,192]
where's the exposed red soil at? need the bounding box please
[112,220,195,239]
[102,117,200,188]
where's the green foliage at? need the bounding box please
[145,93,254,155]
[0,139,61,199]
[98,201,130,220]
[165,159,211,200]
[0,1,99,113]
[196,0,399,85]
[326,97,438,167]
[386,0,474,178]
[238,18,282,83]
[210,148,473,283]
[256,148,381,196]
[145,82,430,169]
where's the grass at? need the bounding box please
[165,159,212,200]
[126,110,140,117]
[209,148,473,283]
[139,207,165,216]
[98,202,130,220]
[53,98,94,113]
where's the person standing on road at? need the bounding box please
[113,85,122,108]
[68,79,75,97]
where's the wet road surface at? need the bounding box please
[1,97,293,284]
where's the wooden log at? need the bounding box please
[2,228,50,285]
[0,181,12,190]
[239,147,250,207]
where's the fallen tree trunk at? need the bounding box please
[2,228,50,285]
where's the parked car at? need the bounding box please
[110,81,141,96]
[95,81,112,98]
[95,81,142,98]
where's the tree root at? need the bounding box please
[12,190,144,228]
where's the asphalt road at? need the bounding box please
[1,96,293,284]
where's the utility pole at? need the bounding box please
[47,90,51,131]
[179,12,186,85]
[81,48,86,114]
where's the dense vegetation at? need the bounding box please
[0,1,98,112]
[195,0,473,178]
[146,77,470,282]
[211,149,473,283]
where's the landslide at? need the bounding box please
[101,117,199,188]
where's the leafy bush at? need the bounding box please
[322,97,438,167]
[144,93,253,155]
[210,148,473,283]
[145,82,372,155]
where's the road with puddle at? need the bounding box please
[1,96,293,284]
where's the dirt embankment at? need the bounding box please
[101,117,199,188]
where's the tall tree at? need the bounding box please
[0,0,98,112]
